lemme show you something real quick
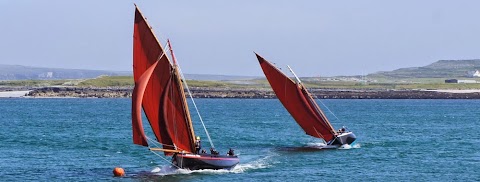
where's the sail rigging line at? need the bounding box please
[303,90,336,135]
[309,87,344,128]
[177,64,215,149]
[166,40,181,151]
[316,99,342,124]
[287,65,333,129]
[146,136,187,152]
[286,65,343,127]
[312,127,327,144]
[149,149,182,169]
[166,40,215,149]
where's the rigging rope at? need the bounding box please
[146,136,180,150]
[286,65,344,127]
[147,136,182,169]
[162,42,215,149]
[148,150,181,169]
[149,26,215,149]
[316,99,342,123]
[176,65,215,149]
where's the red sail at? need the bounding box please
[255,53,337,142]
[161,71,197,153]
[132,60,159,146]
[132,6,196,155]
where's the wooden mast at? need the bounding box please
[167,40,197,151]
[287,65,337,136]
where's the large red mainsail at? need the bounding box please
[132,6,196,155]
[255,53,337,142]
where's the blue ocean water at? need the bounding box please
[0,98,479,181]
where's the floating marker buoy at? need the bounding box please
[113,167,125,177]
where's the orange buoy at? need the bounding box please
[113,167,125,177]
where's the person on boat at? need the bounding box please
[227,148,235,156]
[338,126,346,134]
[171,156,178,166]
[201,149,206,154]
[195,136,201,154]
[210,148,219,155]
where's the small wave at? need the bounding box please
[306,142,361,150]
[352,143,361,148]
[130,166,179,178]
[230,154,274,173]
[149,166,203,176]
[338,143,361,150]
[306,142,328,148]
[306,142,337,149]
[338,144,351,150]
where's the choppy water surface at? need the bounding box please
[0,98,479,181]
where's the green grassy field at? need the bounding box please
[2,76,480,90]
[77,76,133,87]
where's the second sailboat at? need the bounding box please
[255,53,356,148]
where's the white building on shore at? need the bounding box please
[474,70,480,77]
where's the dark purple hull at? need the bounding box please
[172,153,239,170]
[328,132,356,146]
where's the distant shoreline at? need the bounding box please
[2,86,479,99]
[0,90,31,98]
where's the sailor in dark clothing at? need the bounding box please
[227,148,235,156]
[338,127,346,134]
[210,148,219,155]
[195,136,201,154]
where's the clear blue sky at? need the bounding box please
[1,1,479,76]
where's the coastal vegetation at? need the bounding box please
[367,59,480,79]
[77,76,133,87]
[2,76,480,90]
[2,59,480,91]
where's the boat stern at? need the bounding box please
[328,132,356,146]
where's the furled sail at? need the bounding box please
[255,53,337,142]
[132,6,196,155]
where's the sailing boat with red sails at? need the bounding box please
[131,5,239,170]
[255,53,356,148]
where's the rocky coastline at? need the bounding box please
[19,86,480,99]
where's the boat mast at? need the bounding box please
[167,40,215,149]
[287,65,302,84]
[287,64,337,135]
[167,39,177,65]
